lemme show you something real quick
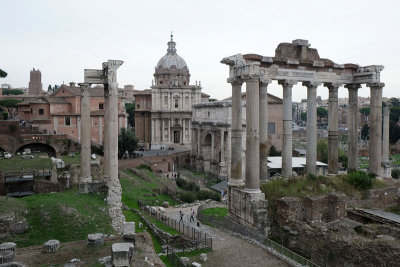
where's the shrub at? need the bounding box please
[197,190,221,201]
[345,171,375,190]
[179,191,196,203]
[176,178,199,192]
[392,168,400,179]
[307,173,317,181]
[2,111,8,120]
[176,177,187,188]
[138,164,152,172]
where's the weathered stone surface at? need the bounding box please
[111,242,134,267]
[98,255,111,264]
[0,251,14,264]
[138,222,143,228]
[122,222,135,242]
[180,257,189,266]
[162,201,169,208]
[43,239,60,253]
[199,253,207,263]
[0,262,26,267]
[192,262,201,267]
[9,221,28,234]
[87,233,104,246]
[0,243,16,254]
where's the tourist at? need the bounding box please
[190,208,195,222]
[179,210,183,222]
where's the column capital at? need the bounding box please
[260,77,272,86]
[367,82,385,89]
[345,83,361,90]
[323,82,342,90]
[278,79,297,88]
[227,77,243,85]
[78,83,91,97]
[302,81,321,88]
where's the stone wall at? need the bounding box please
[348,187,400,209]
[277,193,347,225]
[34,180,64,193]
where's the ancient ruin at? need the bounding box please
[221,39,385,230]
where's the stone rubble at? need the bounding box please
[0,251,14,264]
[199,253,207,263]
[87,233,104,246]
[122,222,135,242]
[111,242,134,267]
[42,239,60,253]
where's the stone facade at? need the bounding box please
[190,93,283,179]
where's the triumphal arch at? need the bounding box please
[221,39,385,230]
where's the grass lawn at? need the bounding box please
[387,206,400,215]
[183,168,219,187]
[1,188,114,247]
[201,207,228,218]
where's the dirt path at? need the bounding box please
[164,206,289,267]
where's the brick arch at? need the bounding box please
[0,133,19,153]
[16,143,57,157]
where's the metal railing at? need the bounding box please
[138,199,213,250]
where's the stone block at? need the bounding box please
[0,251,14,264]
[43,240,60,253]
[111,243,134,267]
[88,233,104,246]
[162,201,169,208]
[138,222,143,228]
[0,243,16,255]
[0,262,26,267]
[192,262,201,267]
[122,222,135,242]
[199,253,207,263]
[180,257,189,266]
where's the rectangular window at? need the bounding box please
[268,122,275,135]
[164,96,168,105]
[99,103,104,110]
[30,109,33,114]
[39,109,44,115]
[175,99,179,108]
[65,117,71,126]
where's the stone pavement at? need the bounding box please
[164,206,289,267]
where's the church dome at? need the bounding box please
[156,35,188,70]
[154,35,191,88]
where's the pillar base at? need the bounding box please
[228,187,269,231]
[227,180,244,187]
[244,188,262,194]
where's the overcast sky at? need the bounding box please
[1,0,399,101]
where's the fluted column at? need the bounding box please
[325,83,341,174]
[229,78,244,186]
[103,84,110,178]
[346,84,361,171]
[303,81,320,175]
[244,76,261,193]
[259,78,271,182]
[279,80,297,178]
[79,83,92,182]
[211,130,215,162]
[220,129,225,163]
[382,106,390,163]
[197,129,202,158]
[368,82,384,176]
[107,74,120,184]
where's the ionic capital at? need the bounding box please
[345,83,361,91]
[278,79,297,88]
[367,82,385,89]
[302,81,321,88]
[323,82,342,91]
[259,77,272,86]
[227,77,243,86]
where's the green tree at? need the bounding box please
[317,139,328,164]
[268,145,281,156]
[0,99,22,119]
[361,124,369,140]
[209,98,217,102]
[317,107,328,118]
[300,112,307,122]
[0,69,7,78]
[1,89,24,95]
[390,97,400,107]
[359,107,370,116]
[118,128,138,158]
[125,102,135,127]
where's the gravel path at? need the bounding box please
[164,206,289,267]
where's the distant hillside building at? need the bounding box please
[28,68,42,95]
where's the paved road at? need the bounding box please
[165,206,289,267]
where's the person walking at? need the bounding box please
[190,208,195,223]
[179,210,183,222]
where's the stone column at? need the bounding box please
[382,106,390,162]
[259,78,271,182]
[368,82,384,176]
[279,80,297,178]
[79,83,92,183]
[220,129,225,162]
[197,129,202,158]
[105,60,125,233]
[303,81,320,175]
[244,76,261,193]
[325,83,341,174]
[103,85,110,178]
[229,78,244,186]
[211,130,215,162]
[162,119,164,142]
[345,84,361,171]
